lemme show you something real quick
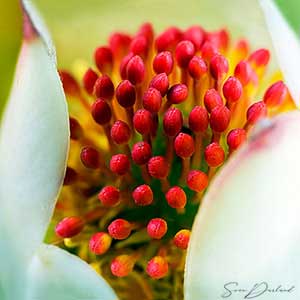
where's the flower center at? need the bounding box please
[51,23,294,300]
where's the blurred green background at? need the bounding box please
[0,0,299,113]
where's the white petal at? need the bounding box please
[25,244,116,300]
[185,111,300,300]
[260,0,300,107]
[0,1,69,269]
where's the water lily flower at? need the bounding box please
[1,0,300,300]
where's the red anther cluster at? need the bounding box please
[246,101,267,125]
[116,80,136,108]
[108,219,132,240]
[111,120,131,144]
[223,76,243,103]
[147,156,169,179]
[210,54,229,80]
[175,40,195,68]
[143,87,162,113]
[165,186,187,209]
[94,46,113,73]
[133,109,152,135]
[131,141,152,165]
[167,83,188,104]
[55,216,85,238]
[263,81,287,107]
[187,170,208,192]
[127,55,145,85]
[146,256,169,279]
[111,255,135,277]
[69,117,82,140]
[174,133,195,158]
[227,128,247,152]
[153,51,174,75]
[163,108,183,137]
[89,232,112,255]
[149,73,169,96]
[173,229,191,250]
[80,146,100,169]
[210,106,231,133]
[248,48,270,67]
[204,89,223,112]
[98,186,120,207]
[110,154,130,175]
[83,68,98,94]
[188,56,207,79]
[204,142,225,167]
[147,218,168,239]
[94,75,114,100]
[132,184,153,206]
[188,106,209,133]
[59,21,289,285]
[91,98,112,125]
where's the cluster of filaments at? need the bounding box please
[56,22,289,286]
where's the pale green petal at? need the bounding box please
[0,0,69,270]
[26,244,116,300]
[185,111,300,299]
[33,0,275,68]
[260,0,300,107]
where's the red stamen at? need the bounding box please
[147,156,170,179]
[132,184,153,206]
[109,32,131,59]
[83,68,98,94]
[133,109,152,135]
[188,106,209,133]
[222,76,243,103]
[130,35,149,59]
[163,107,183,137]
[227,128,247,152]
[94,75,115,101]
[55,216,85,238]
[91,98,112,125]
[108,219,132,240]
[111,120,131,145]
[248,48,270,67]
[131,141,152,165]
[126,55,145,85]
[80,146,100,169]
[153,51,174,75]
[167,83,188,104]
[147,218,168,239]
[143,87,162,113]
[204,89,223,113]
[89,232,112,255]
[234,60,252,86]
[210,106,231,133]
[98,186,120,207]
[69,117,83,140]
[175,40,195,68]
[201,41,219,61]
[210,54,229,80]
[110,154,130,175]
[246,101,267,125]
[183,26,205,50]
[111,254,135,277]
[174,133,195,158]
[165,186,187,209]
[94,46,113,74]
[146,256,169,279]
[59,70,80,96]
[155,27,182,52]
[137,22,154,44]
[204,142,225,167]
[120,52,134,80]
[186,170,208,192]
[188,56,207,80]
[116,80,136,108]
[206,29,229,51]
[149,73,169,96]
[173,229,190,250]
[263,80,288,107]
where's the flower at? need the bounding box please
[1,0,300,300]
